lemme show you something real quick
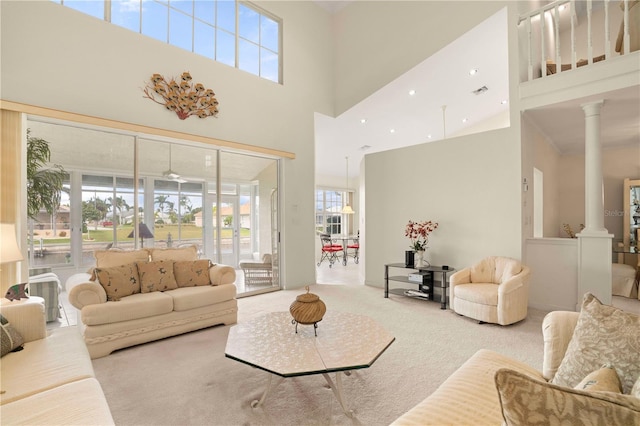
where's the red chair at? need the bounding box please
[318,233,343,268]
[347,231,360,264]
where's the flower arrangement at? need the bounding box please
[405,220,439,251]
[142,72,219,120]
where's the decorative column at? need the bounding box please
[576,100,613,307]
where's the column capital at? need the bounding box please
[581,100,604,116]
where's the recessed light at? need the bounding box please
[462,118,468,123]
[469,68,478,75]
[360,118,367,124]
[501,99,508,105]
[390,129,395,133]
[427,134,432,139]
[408,89,416,96]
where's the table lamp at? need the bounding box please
[127,223,154,248]
[1,223,24,265]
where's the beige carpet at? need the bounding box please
[92,284,548,426]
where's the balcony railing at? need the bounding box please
[519,0,634,82]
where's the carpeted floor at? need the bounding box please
[92,284,549,426]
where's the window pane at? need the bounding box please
[239,4,259,43]
[112,0,141,32]
[194,21,215,59]
[260,48,278,82]
[169,0,192,15]
[260,15,278,52]
[217,0,235,33]
[239,39,259,75]
[216,29,235,66]
[63,1,104,19]
[142,1,168,43]
[194,0,215,25]
[169,9,192,51]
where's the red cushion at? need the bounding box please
[347,244,359,249]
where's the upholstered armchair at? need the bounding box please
[450,256,531,325]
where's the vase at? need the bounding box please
[405,250,415,268]
[414,250,429,267]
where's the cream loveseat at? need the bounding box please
[392,293,640,425]
[0,298,114,425]
[66,245,237,359]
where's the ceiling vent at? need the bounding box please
[472,86,489,95]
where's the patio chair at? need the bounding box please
[240,254,273,287]
[317,233,343,268]
[347,230,360,264]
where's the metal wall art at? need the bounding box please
[142,72,219,120]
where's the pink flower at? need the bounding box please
[405,220,439,251]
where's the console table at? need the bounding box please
[384,263,455,309]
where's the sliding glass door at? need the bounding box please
[25,117,280,296]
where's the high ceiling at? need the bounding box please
[313,2,640,181]
[314,7,511,180]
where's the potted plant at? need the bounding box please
[405,220,439,267]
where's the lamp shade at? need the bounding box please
[1,223,24,264]
[128,223,154,239]
[341,205,355,214]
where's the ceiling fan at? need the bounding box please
[162,144,187,183]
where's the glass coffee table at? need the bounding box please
[225,311,395,417]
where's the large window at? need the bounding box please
[26,118,280,296]
[315,189,349,235]
[52,0,282,83]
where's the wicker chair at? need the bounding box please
[239,254,273,287]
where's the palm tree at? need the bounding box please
[107,196,130,225]
[26,129,66,219]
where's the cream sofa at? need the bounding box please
[0,297,114,425]
[66,245,238,359]
[392,293,640,425]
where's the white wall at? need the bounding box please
[332,1,508,115]
[0,0,334,290]
[363,127,522,288]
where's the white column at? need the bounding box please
[582,100,606,234]
[577,100,613,307]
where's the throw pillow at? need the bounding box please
[95,263,141,301]
[174,260,212,287]
[574,365,622,393]
[137,260,178,293]
[551,292,640,394]
[149,245,198,262]
[495,368,640,426]
[94,248,150,268]
[0,314,24,357]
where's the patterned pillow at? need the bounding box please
[574,365,622,393]
[95,263,141,301]
[149,245,198,262]
[174,260,211,287]
[137,260,178,293]
[495,368,640,425]
[1,314,24,357]
[551,292,640,394]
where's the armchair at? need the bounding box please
[450,256,531,325]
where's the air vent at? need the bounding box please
[472,86,488,95]
[359,145,372,151]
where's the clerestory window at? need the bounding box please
[51,0,282,83]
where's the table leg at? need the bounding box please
[440,271,448,310]
[251,374,285,408]
[384,265,389,298]
[322,372,353,417]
